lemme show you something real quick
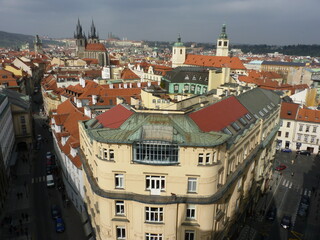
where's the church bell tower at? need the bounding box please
[171,34,186,68]
[216,24,229,57]
[74,19,86,58]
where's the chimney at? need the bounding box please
[92,95,98,105]
[79,77,86,88]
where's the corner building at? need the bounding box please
[79,88,280,240]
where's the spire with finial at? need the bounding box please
[219,24,228,39]
[74,18,84,39]
[173,34,184,47]
[89,19,97,39]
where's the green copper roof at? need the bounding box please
[219,24,228,39]
[173,34,184,47]
[84,112,230,147]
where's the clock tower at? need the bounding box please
[216,24,229,57]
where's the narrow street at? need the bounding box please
[0,91,87,240]
[238,150,320,240]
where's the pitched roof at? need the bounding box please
[184,54,246,70]
[296,107,320,123]
[121,68,140,80]
[189,96,249,132]
[85,43,107,52]
[96,104,134,128]
[280,102,300,120]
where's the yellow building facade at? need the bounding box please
[79,88,280,240]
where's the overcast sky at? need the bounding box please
[1,0,319,45]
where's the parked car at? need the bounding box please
[55,217,65,233]
[46,174,55,188]
[297,150,311,156]
[281,148,292,153]
[51,205,61,219]
[36,134,42,141]
[266,206,277,221]
[298,205,308,217]
[280,215,292,229]
[275,164,287,171]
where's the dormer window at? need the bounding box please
[287,111,292,115]
[231,122,241,131]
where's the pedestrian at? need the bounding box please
[291,172,294,177]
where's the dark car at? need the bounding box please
[281,148,292,153]
[297,150,311,156]
[46,165,53,174]
[55,217,65,232]
[51,205,61,219]
[298,205,307,217]
[266,207,277,221]
[275,164,287,171]
[280,215,291,229]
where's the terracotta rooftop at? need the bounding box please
[189,96,249,132]
[85,43,107,51]
[280,102,300,120]
[184,54,246,70]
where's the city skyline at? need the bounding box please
[1,0,320,45]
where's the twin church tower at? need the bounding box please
[172,24,229,68]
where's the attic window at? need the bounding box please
[245,113,252,120]
[270,102,275,107]
[267,105,272,110]
[287,111,292,115]
[185,75,189,80]
[239,117,247,125]
[223,127,232,135]
[192,75,197,80]
[263,108,268,113]
[231,122,241,131]
[259,111,264,117]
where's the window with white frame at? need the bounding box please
[115,174,124,189]
[306,125,310,132]
[297,134,302,141]
[304,135,308,142]
[205,153,211,164]
[299,124,303,131]
[109,149,115,160]
[187,177,197,193]
[116,226,126,239]
[198,153,204,164]
[115,200,125,215]
[186,204,196,219]
[185,230,195,240]
[311,135,316,143]
[146,175,165,191]
[313,126,317,133]
[145,207,163,222]
[146,233,163,240]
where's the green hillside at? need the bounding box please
[0,30,64,49]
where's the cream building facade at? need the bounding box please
[79,88,280,240]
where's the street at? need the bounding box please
[0,91,87,240]
[238,150,320,240]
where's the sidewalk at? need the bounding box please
[0,152,32,240]
[237,172,281,240]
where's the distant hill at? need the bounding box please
[0,30,64,49]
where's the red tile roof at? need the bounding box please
[296,107,320,123]
[85,43,107,51]
[121,68,140,80]
[189,96,249,132]
[96,104,133,128]
[280,102,300,120]
[184,54,246,70]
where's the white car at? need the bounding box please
[46,174,55,187]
